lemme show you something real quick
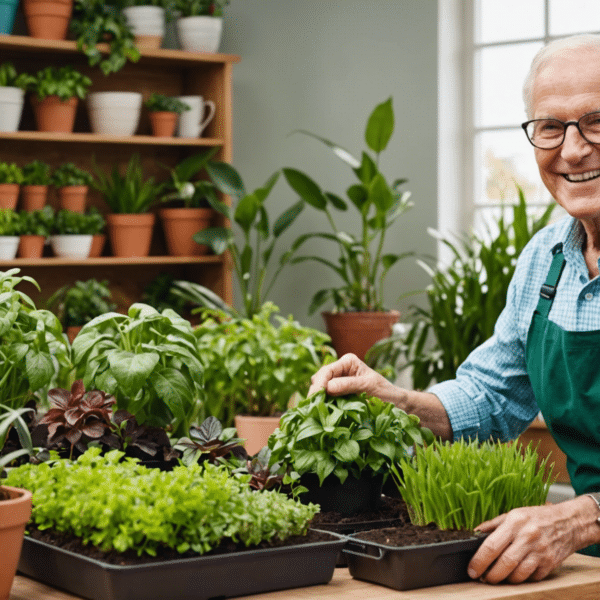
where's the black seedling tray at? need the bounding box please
[344,531,487,591]
[18,529,346,600]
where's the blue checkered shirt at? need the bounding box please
[429,215,600,442]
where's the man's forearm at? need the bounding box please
[394,389,453,441]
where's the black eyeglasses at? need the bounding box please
[522,111,600,149]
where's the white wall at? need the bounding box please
[219,0,439,330]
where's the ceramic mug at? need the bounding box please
[176,95,216,137]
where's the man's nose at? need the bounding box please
[561,122,593,161]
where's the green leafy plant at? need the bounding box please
[0,61,34,89]
[22,160,52,186]
[192,302,336,427]
[53,209,104,235]
[5,446,319,556]
[0,269,71,411]
[144,93,191,114]
[0,208,22,236]
[0,162,23,185]
[282,97,414,314]
[173,0,229,17]
[141,273,188,314]
[92,153,162,214]
[392,438,555,530]
[192,163,304,318]
[51,163,93,188]
[0,404,35,471]
[28,65,92,102]
[268,389,434,486]
[383,186,556,390]
[71,303,204,435]
[70,0,140,75]
[46,279,116,328]
[18,206,54,236]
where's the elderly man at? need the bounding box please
[308,33,600,584]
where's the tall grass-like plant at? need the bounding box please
[368,185,555,389]
[392,438,555,531]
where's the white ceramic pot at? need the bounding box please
[176,16,222,53]
[0,86,24,132]
[122,5,165,35]
[50,234,93,259]
[87,91,143,136]
[0,235,19,259]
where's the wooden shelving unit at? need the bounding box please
[0,34,240,309]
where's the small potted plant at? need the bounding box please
[17,205,54,259]
[174,0,229,53]
[282,97,414,360]
[51,162,94,213]
[28,65,92,133]
[20,159,52,211]
[22,0,74,40]
[92,153,161,257]
[0,161,23,210]
[49,208,102,259]
[144,92,190,137]
[0,62,34,132]
[46,279,116,341]
[70,0,140,75]
[0,207,22,259]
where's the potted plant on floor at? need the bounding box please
[92,153,161,257]
[28,65,92,133]
[49,208,101,259]
[0,162,23,210]
[343,438,554,591]
[51,162,94,213]
[282,97,414,360]
[0,62,34,133]
[17,205,54,259]
[22,0,73,40]
[158,149,220,256]
[46,278,116,342]
[144,92,190,137]
[70,0,140,75]
[174,0,228,53]
[0,208,22,259]
[268,389,433,515]
[5,447,344,600]
[192,301,335,454]
[20,160,52,212]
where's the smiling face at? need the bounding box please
[533,48,600,227]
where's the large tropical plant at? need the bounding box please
[282,97,414,314]
[367,185,556,389]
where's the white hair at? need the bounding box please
[523,34,600,118]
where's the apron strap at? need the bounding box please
[535,242,566,318]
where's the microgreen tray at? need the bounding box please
[18,530,346,600]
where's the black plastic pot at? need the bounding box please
[299,471,384,515]
[343,531,487,591]
[18,530,346,600]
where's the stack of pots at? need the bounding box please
[122,6,166,50]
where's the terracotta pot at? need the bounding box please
[134,34,162,49]
[322,310,400,362]
[18,234,45,258]
[23,0,73,40]
[149,111,178,137]
[66,324,83,344]
[31,95,78,133]
[20,184,48,211]
[106,213,155,258]
[0,183,19,209]
[57,185,88,213]
[234,415,281,457]
[159,207,212,256]
[88,233,106,258]
[0,486,32,600]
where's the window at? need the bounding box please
[438,0,600,245]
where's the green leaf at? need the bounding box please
[206,161,246,200]
[365,97,394,153]
[108,350,160,397]
[282,168,327,210]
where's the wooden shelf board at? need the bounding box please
[0,34,241,64]
[0,256,223,267]
[0,131,223,146]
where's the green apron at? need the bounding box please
[526,242,600,556]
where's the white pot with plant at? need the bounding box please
[49,209,99,259]
[87,91,143,136]
[121,0,168,50]
[0,208,21,260]
[175,0,228,53]
[0,62,33,132]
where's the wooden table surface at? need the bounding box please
[10,553,600,600]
